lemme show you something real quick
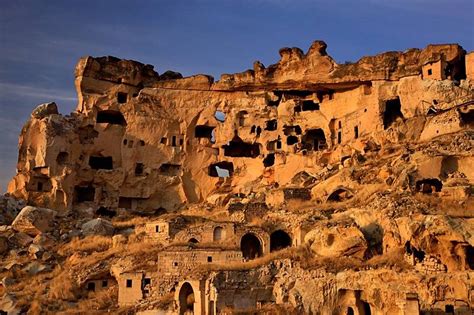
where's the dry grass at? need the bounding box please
[112,216,150,229]
[48,267,78,300]
[301,247,411,273]
[63,287,119,314]
[58,235,112,256]
[413,193,473,216]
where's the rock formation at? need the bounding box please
[1,41,473,314]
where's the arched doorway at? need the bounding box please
[179,282,195,315]
[270,230,292,252]
[213,227,224,241]
[346,306,355,315]
[188,238,199,244]
[240,233,263,260]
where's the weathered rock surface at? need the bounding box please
[11,206,56,236]
[30,102,59,119]
[1,41,474,314]
[81,218,114,236]
[305,225,367,259]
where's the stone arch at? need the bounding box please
[213,226,224,241]
[270,230,292,252]
[240,233,263,260]
[188,238,199,244]
[346,307,355,315]
[178,282,195,315]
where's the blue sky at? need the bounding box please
[0,0,473,192]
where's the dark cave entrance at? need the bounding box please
[302,128,327,151]
[223,136,260,158]
[96,110,126,125]
[241,233,263,260]
[383,98,404,129]
[178,282,195,315]
[89,156,113,170]
[270,230,292,252]
[208,161,234,177]
[74,185,95,203]
[415,178,443,193]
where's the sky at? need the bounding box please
[0,0,473,192]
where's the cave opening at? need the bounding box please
[382,98,404,129]
[178,282,195,315]
[74,185,95,203]
[96,206,116,217]
[267,139,282,151]
[302,128,327,151]
[277,90,313,100]
[215,111,226,122]
[362,301,372,315]
[266,92,282,107]
[89,156,113,170]
[241,233,263,260]
[195,125,215,140]
[415,178,442,193]
[159,163,181,176]
[135,163,144,175]
[459,106,474,126]
[263,153,275,167]
[270,230,292,252]
[295,100,320,112]
[238,111,248,126]
[466,246,474,269]
[209,161,234,177]
[56,152,69,165]
[96,110,126,125]
[117,92,127,104]
[287,135,298,145]
[223,136,260,158]
[327,188,353,202]
[265,119,278,131]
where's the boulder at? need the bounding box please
[305,225,367,259]
[11,206,56,236]
[31,102,59,119]
[24,261,51,276]
[82,218,114,236]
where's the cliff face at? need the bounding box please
[7,41,474,214]
[2,41,474,314]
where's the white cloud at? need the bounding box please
[0,82,76,102]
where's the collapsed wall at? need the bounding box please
[7,41,474,213]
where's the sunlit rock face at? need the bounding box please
[8,42,473,214]
[4,41,474,314]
